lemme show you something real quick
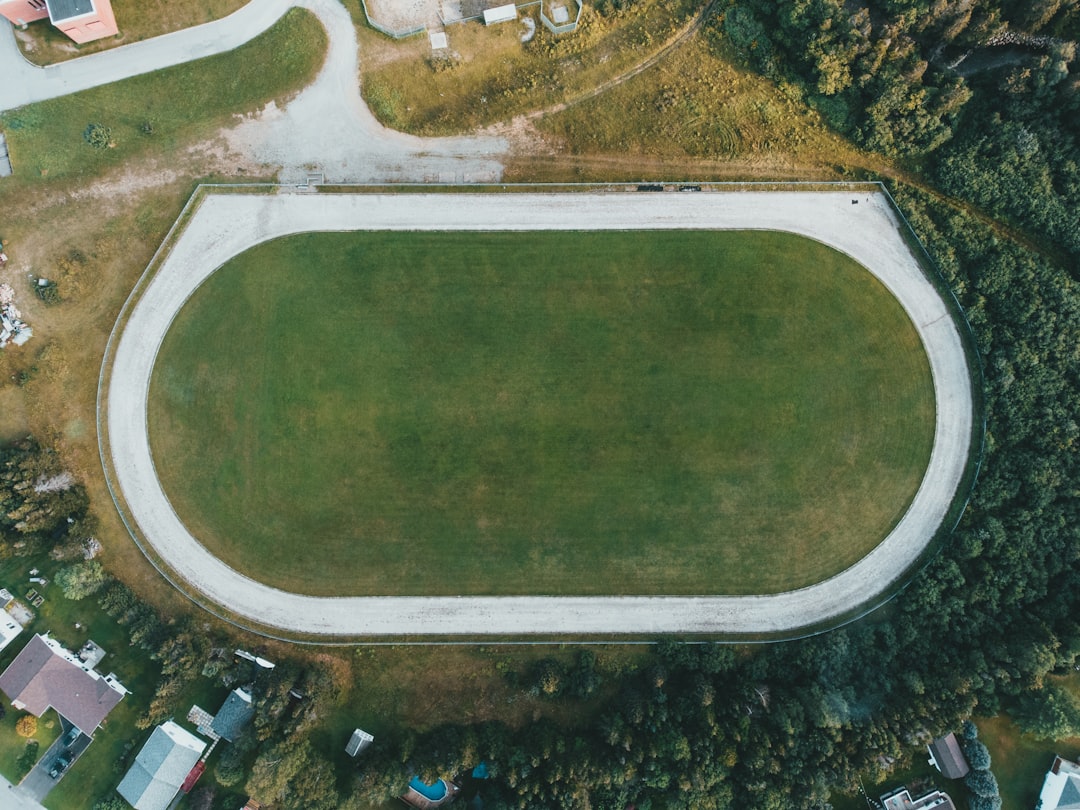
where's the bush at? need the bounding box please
[965,768,1000,798]
[83,123,112,149]
[56,560,109,600]
[34,279,60,304]
[214,743,247,787]
[15,714,37,737]
[964,738,992,771]
[15,740,39,778]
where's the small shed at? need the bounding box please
[927,733,970,779]
[346,728,374,757]
[483,3,516,24]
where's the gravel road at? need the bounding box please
[102,190,974,637]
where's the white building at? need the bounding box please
[1038,756,1080,810]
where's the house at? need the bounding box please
[880,786,957,810]
[116,720,207,810]
[1037,755,1080,810]
[345,728,374,757]
[0,0,117,44]
[0,590,24,654]
[928,732,970,779]
[0,633,126,735]
[210,687,254,742]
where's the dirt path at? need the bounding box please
[523,0,721,122]
[100,189,975,638]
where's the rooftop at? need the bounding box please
[881,787,956,810]
[0,633,125,734]
[1039,756,1080,810]
[210,688,254,742]
[928,733,970,779]
[117,721,206,810]
[46,0,95,22]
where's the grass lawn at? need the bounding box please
[15,0,248,65]
[147,228,934,597]
[978,714,1080,810]
[0,7,326,183]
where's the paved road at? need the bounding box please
[0,0,294,111]
[101,189,975,637]
[0,0,507,182]
[1,776,47,810]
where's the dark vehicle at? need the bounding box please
[62,726,80,746]
[49,750,72,779]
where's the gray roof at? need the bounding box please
[0,633,124,734]
[1059,777,1080,810]
[210,688,254,742]
[117,721,206,810]
[45,0,95,22]
[928,733,970,779]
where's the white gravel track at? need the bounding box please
[102,190,973,637]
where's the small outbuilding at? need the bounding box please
[482,3,516,24]
[927,733,970,779]
[346,728,374,757]
[210,688,254,742]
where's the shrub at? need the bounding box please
[966,768,1000,798]
[34,279,60,304]
[56,560,110,600]
[16,714,37,737]
[15,740,39,778]
[83,123,112,149]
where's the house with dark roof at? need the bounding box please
[927,732,970,779]
[210,688,254,742]
[0,0,117,43]
[117,720,207,810]
[1038,756,1080,810]
[0,633,126,735]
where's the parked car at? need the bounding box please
[49,750,72,779]
[62,726,80,746]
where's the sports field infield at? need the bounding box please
[147,229,934,597]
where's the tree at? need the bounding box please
[15,714,37,737]
[93,798,128,810]
[215,742,247,787]
[56,560,109,600]
[1014,683,1080,739]
[966,768,1001,799]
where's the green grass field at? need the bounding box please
[147,229,934,597]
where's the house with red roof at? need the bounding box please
[0,0,118,44]
[0,632,127,735]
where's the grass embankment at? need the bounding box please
[356,0,703,134]
[0,7,326,183]
[536,26,867,169]
[148,229,934,598]
[15,0,248,65]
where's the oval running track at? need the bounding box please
[102,190,974,637]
